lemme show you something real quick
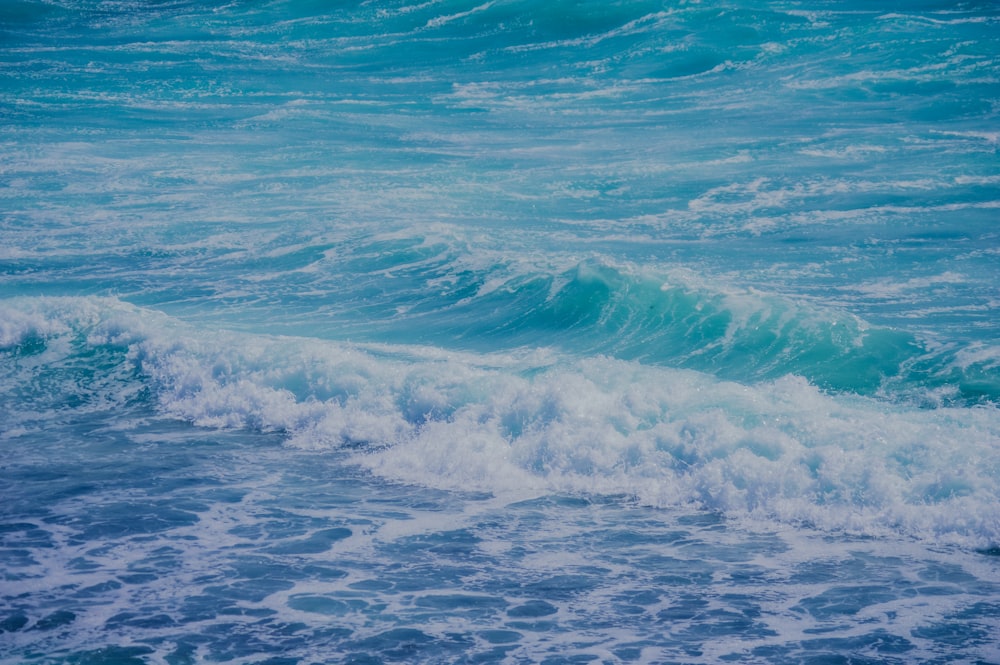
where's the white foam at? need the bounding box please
[952,343,1000,372]
[424,1,494,29]
[4,296,999,548]
[851,272,968,299]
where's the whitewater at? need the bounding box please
[1,1,999,663]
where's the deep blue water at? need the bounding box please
[2,1,999,663]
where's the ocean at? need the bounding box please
[1,1,999,663]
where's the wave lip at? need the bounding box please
[3,296,999,549]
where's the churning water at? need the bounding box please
[1,1,999,663]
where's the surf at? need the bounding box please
[4,295,998,549]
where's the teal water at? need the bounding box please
[2,1,999,663]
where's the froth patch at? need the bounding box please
[3,296,999,548]
[139,319,1000,547]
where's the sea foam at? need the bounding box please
[4,296,998,549]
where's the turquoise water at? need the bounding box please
[2,1,999,663]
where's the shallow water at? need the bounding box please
[3,406,999,663]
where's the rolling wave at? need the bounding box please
[251,232,994,406]
[3,296,998,548]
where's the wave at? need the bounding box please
[449,259,933,393]
[3,296,998,548]
[295,234,997,406]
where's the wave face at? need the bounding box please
[2,1,1000,663]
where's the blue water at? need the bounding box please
[2,1,999,663]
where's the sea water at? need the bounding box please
[1,1,999,663]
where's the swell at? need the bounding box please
[493,260,999,406]
[293,236,996,407]
[1,223,993,407]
